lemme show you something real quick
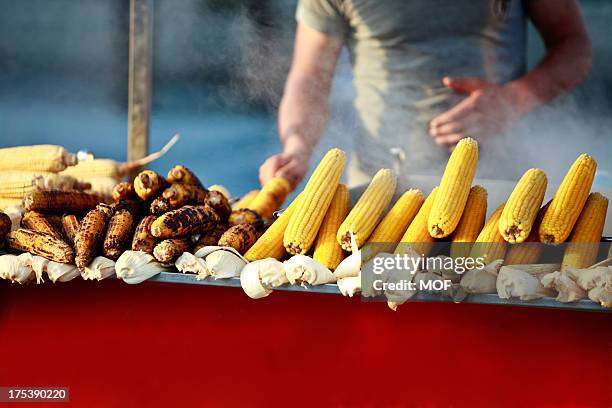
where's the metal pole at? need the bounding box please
[127,0,152,176]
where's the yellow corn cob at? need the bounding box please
[428,137,479,238]
[61,159,122,180]
[313,184,349,270]
[336,169,397,251]
[539,154,597,244]
[561,192,608,271]
[365,189,424,257]
[248,177,291,219]
[450,185,488,259]
[469,203,507,264]
[83,176,118,202]
[21,211,64,240]
[7,228,74,263]
[244,194,301,261]
[505,202,549,265]
[395,187,438,256]
[232,190,260,210]
[284,148,347,255]
[0,198,23,211]
[0,171,87,199]
[499,169,547,244]
[0,145,77,173]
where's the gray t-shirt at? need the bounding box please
[297,0,528,178]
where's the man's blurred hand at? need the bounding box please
[429,76,527,150]
[259,150,310,190]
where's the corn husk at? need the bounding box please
[115,250,167,284]
[0,254,34,284]
[588,285,612,307]
[333,233,361,279]
[284,255,335,287]
[240,258,286,299]
[337,274,361,297]
[82,256,116,281]
[540,271,587,303]
[497,265,554,301]
[175,252,210,279]
[46,261,80,283]
[195,246,247,279]
[459,259,503,294]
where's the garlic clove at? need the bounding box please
[205,249,246,279]
[497,266,552,300]
[337,274,361,297]
[46,261,79,283]
[541,271,587,303]
[240,261,274,299]
[284,255,335,286]
[175,252,210,279]
[116,250,166,284]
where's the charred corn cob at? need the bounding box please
[7,228,74,263]
[209,185,230,200]
[313,184,349,270]
[111,199,147,217]
[428,137,478,238]
[0,171,87,199]
[395,187,438,256]
[218,223,258,255]
[61,159,122,180]
[450,185,488,259]
[103,209,135,260]
[0,212,11,242]
[74,204,113,269]
[61,214,81,245]
[21,211,63,240]
[284,148,347,255]
[193,224,229,252]
[205,190,231,221]
[499,169,547,244]
[134,170,167,201]
[505,202,549,265]
[248,177,291,219]
[337,169,397,251]
[24,190,100,213]
[151,205,219,239]
[162,183,208,208]
[469,203,507,264]
[228,208,263,228]
[0,145,77,173]
[166,165,203,188]
[245,194,301,261]
[561,192,608,271]
[149,197,170,215]
[112,182,136,203]
[131,215,158,253]
[153,238,191,264]
[232,190,260,210]
[539,154,597,244]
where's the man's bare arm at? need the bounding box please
[260,23,343,188]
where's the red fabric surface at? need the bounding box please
[1,279,610,407]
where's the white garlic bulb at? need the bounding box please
[116,251,166,284]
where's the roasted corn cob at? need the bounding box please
[162,183,208,208]
[218,223,258,255]
[505,203,549,265]
[449,185,488,259]
[469,203,507,264]
[312,184,349,270]
[209,185,230,200]
[539,154,597,244]
[0,145,77,173]
[151,205,219,239]
[112,182,136,203]
[166,165,203,188]
[149,197,170,215]
[153,238,191,264]
[337,169,397,251]
[131,215,158,253]
[61,159,122,180]
[245,194,301,261]
[21,211,63,240]
[134,170,167,201]
[232,190,260,210]
[561,192,608,271]
[61,214,81,245]
[284,148,347,255]
[228,208,263,228]
[74,204,113,269]
[204,190,231,221]
[0,212,11,242]
[395,187,438,256]
[193,224,229,252]
[103,209,135,260]
[7,228,74,263]
[111,199,147,217]
[499,168,547,244]
[24,190,100,213]
[428,137,478,238]
[248,177,291,219]
[0,171,87,199]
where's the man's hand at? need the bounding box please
[259,149,311,190]
[429,77,531,150]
